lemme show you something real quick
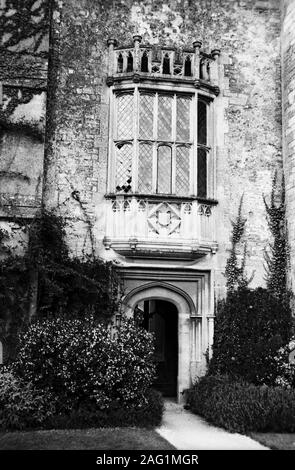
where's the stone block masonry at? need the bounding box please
[44,0,283,291]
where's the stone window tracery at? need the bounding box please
[107,37,220,200]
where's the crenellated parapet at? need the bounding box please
[107,36,221,95]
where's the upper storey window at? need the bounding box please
[114,90,208,197]
[106,37,220,200]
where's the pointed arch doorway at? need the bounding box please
[136,299,178,397]
[123,282,195,401]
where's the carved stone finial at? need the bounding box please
[193,40,202,49]
[133,35,142,44]
[107,38,117,47]
[211,48,221,59]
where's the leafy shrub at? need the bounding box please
[0,366,56,430]
[209,287,293,385]
[14,316,156,412]
[274,336,295,388]
[187,375,295,433]
[44,388,164,429]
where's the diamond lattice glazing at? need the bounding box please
[138,144,153,193]
[176,146,190,195]
[139,94,154,139]
[157,95,172,140]
[117,93,134,140]
[116,143,133,193]
[176,96,190,141]
[157,145,172,193]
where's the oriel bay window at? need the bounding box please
[111,88,211,198]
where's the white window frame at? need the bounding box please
[107,82,214,199]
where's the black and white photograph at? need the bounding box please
[0,0,294,459]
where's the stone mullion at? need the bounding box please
[108,89,116,193]
[153,93,158,193]
[171,94,177,194]
[192,93,198,196]
[133,87,139,192]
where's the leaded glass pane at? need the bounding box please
[157,145,172,194]
[176,146,190,195]
[198,100,207,145]
[138,143,153,193]
[117,93,134,140]
[158,94,172,140]
[139,94,154,139]
[116,143,133,193]
[176,96,190,141]
[197,147,207,198]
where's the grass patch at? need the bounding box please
[250,433,295,450]
[0,428,175,450]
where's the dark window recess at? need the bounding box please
[141,52,149,72]
[184,57,192,77]
[127,52,133,72]
[197,148,207,198]
[117,53,123,73]
[116,180,132,193]
[162,54,170,74]
[198,100,207,145]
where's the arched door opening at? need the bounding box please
[135,299,178,397]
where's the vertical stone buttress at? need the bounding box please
[282,0,295,291]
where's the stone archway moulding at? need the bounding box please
[122,281,195,401]
[122,280,196,316]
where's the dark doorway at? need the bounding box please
[136,299,178,397]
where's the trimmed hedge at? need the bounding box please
[0,316,164,431]
[187,375,295,433]
[0,365,163,430]
[14,316,156,412]
[44,388,164,430]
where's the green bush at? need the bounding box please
[274,336,295,388]
[0,366,56,430]
[209,287,293,385]
[187,375,295,433]
[44,388,164,429]
[14,316,156,412]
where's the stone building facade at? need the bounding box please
[1,0,295,399]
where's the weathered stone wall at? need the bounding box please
[46,0,282,290]
[282,0,295,291]
[0,0,49,220]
